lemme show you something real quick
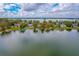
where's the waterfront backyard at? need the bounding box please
[0,18,79,34]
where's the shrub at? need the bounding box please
[77,27,79,32]
[33,29,38,33]
[64,21,73,27]
[65,27,72,31]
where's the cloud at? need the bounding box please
[23,3,45,11]
[0,3,79,18]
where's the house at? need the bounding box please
[72,23,77,28]
[28,24,32,27]
[14,23,20,27]
[60,24,66,27]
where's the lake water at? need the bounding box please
[0,30,79,56]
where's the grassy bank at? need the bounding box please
[0,18,79,33]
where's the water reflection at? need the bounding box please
[0,31,11,36]
[0,30,79,55]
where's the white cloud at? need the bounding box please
[0,3,79,18]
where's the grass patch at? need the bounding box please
[11,26,20,31]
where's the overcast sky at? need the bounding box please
[0,3,79,18]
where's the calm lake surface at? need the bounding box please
[0,30,79,56]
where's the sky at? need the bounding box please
[0,3,79,18]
